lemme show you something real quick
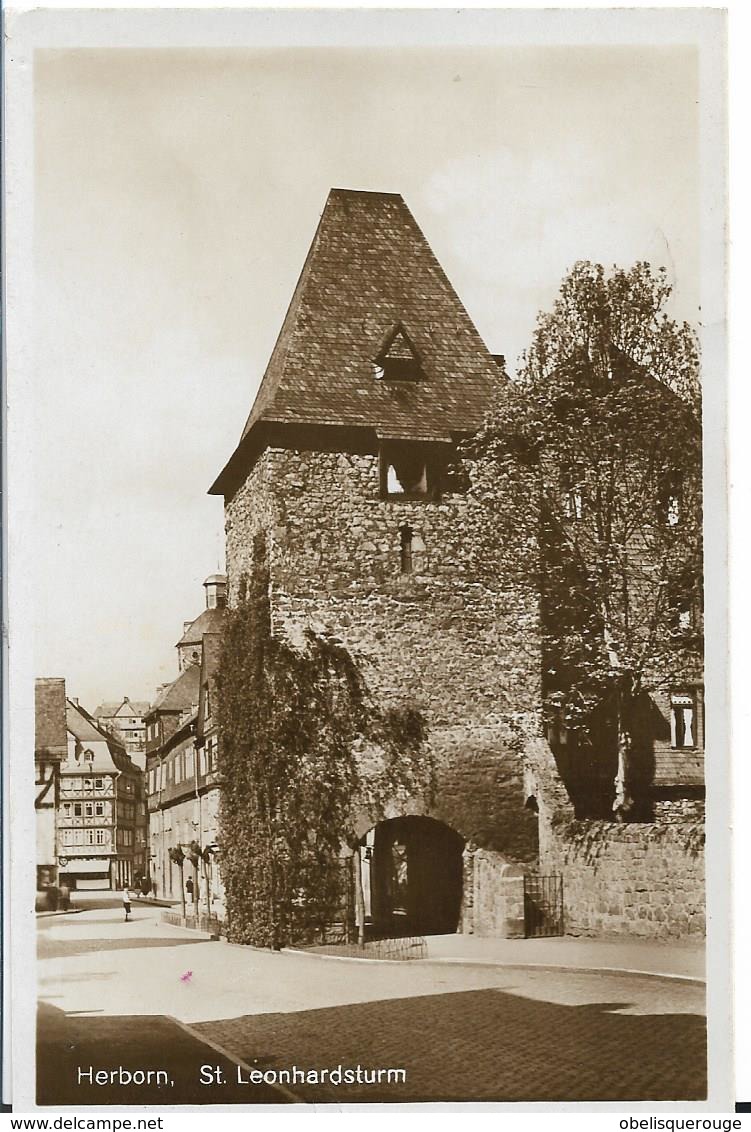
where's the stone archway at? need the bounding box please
[357,815,465,938]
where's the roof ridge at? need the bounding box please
[329,187,403,199]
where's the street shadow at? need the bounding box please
[38,937,211,960]
[36,1002,287,1107]
[192,985,707,1102]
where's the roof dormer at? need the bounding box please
[374,322,422,383]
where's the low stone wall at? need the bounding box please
[524,737,705,939]
[543,819,705,938]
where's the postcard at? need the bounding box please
[4,6,729,1113]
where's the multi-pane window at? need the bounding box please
[60,827,109,846]
[670,692,696,749]
[561,466,585,521]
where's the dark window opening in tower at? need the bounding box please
[380,356,421,382]
[400,525,414,574]
[389,453,427,495]
[380,442,438,499]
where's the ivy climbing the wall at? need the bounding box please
[216,534,433,948]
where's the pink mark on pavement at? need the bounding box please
[180,970,193,983]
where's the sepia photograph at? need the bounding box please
[5,6,729,1111]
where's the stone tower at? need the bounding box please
[210,189,541,935]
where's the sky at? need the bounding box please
[33,45,699,709]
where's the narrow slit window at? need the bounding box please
[400,525,414,574]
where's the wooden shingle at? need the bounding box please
[211,189,500,493]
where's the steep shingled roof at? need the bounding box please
[210,189,500,493]
[176,606,225,648]
[147,664,201,717]
[65,700,138,775]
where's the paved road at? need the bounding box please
[37,898,706,1105]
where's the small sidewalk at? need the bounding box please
[424,933,705,981]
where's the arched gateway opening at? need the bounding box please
[357,816,465,938]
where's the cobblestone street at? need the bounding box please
[196,978,706,1103]
[37,898,706,1105]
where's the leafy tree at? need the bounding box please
[477,261,702,819]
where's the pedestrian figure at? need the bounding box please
[185,876,194,903]
[123,886,132,922]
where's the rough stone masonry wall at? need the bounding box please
[461,847,526,937]
[225,445,541,861]
[546,820,705,938]
[525,737,705,938]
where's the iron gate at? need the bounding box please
[523,873,564,938]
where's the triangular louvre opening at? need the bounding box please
[375,322,422,382]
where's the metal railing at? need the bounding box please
[524,873,564,937]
